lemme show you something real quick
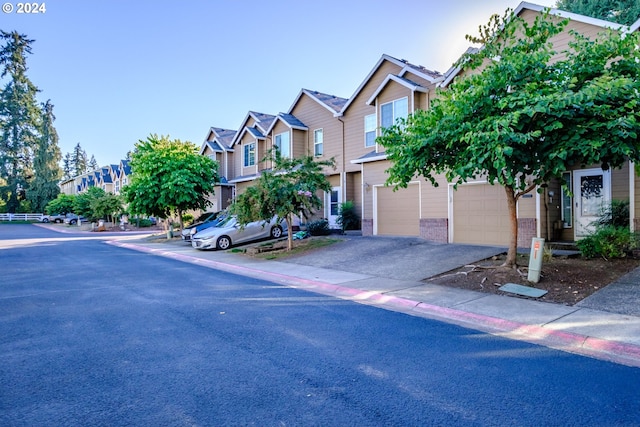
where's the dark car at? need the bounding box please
[181,211,224,241]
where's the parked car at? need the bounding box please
[40,213,66,223]
[191,215,286,250]
[181,211,224,241]
[64,214,88,225]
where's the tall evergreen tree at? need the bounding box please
[0,31,40,212]
[556,0,640,25]
[71,142,88,176]
[88,155,98,171]
[27,100,61,212]
[62,152,72,180]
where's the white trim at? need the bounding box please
[365,74,428,106]
[351,153,388,164]
[573,168,612,239]
[287,88,346,116]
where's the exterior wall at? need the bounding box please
[342,60,403,172]
[237,133,259,178]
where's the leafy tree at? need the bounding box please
[26,100,61,212]
[122,134,218,231]
[62,152,72,180]
[91,192,123,223]
[378,10,640,267]
[555,0,640,26]
[0,31,40,213]
[73,186,105,219]
[231,150,335,251]
[45,193,75,214]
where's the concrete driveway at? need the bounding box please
[281,235,505,282]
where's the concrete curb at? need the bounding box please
[108,240,640,368]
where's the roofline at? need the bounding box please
[351,152,388,164]
[288,88,346,116]
[366,74,429,106]
[230,111,271,146]
[264,113,308,134]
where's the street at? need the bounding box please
[1,224,639,426]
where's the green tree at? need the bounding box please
[122,134,218,231]
[230,151,335,251]
[71,142,88,177]
[91,192,123,223]
[0,31,41,213]
[378,10,640,267]
[73,186,105,219]
[88,155,98,171]
[62,152,72,180]
[555,0,640,26]
[26,100,61,212]
[45,193,75,215]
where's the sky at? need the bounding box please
[2,0,557,166]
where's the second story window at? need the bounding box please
[244,142,255,167]
[274,132,291,158]
[314,129,323,156]
[364,114,376,147]
[381,97,408,129]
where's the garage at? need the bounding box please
[452,183,511,246]
[375,184,420,236]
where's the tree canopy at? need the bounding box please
[555,0,640,26]
[378,10,640,267]
[231,151,335,251]
[122,135,218,229]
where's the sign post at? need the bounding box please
[527,238,545,283]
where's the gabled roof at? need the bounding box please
[120,159,131,175]
[199,127,237,155]
[366,74,429,106]
[288,88,348,116]
[231,111,276,146]
[339,54,442,115]
[265,112,308,134]
[440,1,630,87]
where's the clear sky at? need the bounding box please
[2,0,556,166]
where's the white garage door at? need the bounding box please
[376,184,419,236]
[452,183,510,246]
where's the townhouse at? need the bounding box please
[59,161,131,196]
[202,1,639,248]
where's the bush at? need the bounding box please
[577,225,637,259]
[593,199,629,228]
[307,219,331,236]
[137,218,155,227]
[337,201,360,231]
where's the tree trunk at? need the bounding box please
[287,213,294,251]
[504,186,519,268]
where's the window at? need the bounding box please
[381,97,408,129]
[274,132,291,158]
[364,114,376,147]
[314,129,323,156]
[561,172,572,227]
[243,142,255,167]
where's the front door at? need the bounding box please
[327,187,341,229]
[574,168,611,238]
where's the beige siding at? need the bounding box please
[612,162,630,201]
[292,129,306,159]
[376,184,420,236]
[452,183,511,246]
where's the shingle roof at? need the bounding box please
[278,113,307,129]
[306,90,348,113]
[211,127,237,148]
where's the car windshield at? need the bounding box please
[215,216,236,228]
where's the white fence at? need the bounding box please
[0,213,43,221]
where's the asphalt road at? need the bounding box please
[1,224,640,426]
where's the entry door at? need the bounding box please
[327,187,341,228]
[573,168,611,238]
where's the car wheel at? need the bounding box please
[42,218,49,223]
[54,219,62,223]
[270,225,283,239]
[216,235,231,250]
[70,219,76,225]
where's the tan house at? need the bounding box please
[199,127,236,212]
[352,2,639,247]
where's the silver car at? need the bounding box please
[191,215,286,250]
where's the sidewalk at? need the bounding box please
[107,235,640,368]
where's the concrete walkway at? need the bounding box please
[106,234,640,368]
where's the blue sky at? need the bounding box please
[2,0,556,166]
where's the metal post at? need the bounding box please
[527,237,545,283]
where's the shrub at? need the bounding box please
[577,225,637,260]
[307,219,331,236]
[182,213,194,225]
[337,201,360,231]
[593,199,629,228]
[137,218,154,227]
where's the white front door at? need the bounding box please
[327,187,341,229]
[574,168,611,238]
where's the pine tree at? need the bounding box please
[71,142,88,176]
[88,155,98,171]
[26,100,61,212]
[0,31,41,213]
[555,0,640,26]
[62,152,72,180]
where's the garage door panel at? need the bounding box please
[376,185,419,236]
[453,184,510,246]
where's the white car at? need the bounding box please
[191,215,286,250]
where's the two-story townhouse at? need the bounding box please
[199,127,236,212]
[345,54,443,237]
[352,2,638,247]
[286,89,348,226]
